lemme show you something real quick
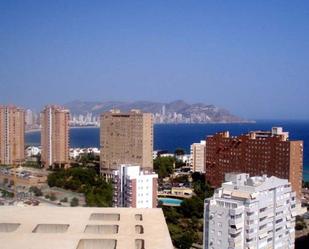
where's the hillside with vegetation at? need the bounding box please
[47,167,112,207]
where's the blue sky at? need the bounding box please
[0,0,308,119]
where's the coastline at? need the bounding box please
[25,123,309,181]
[25,128,40,133]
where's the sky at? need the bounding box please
[0,0,309,119]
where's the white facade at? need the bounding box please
[175,154,191,164]
[204,173,296,249]
[25,146,41,157]
[113,165,158,208]
[160,153,174,158]
[69,147,100,159]
[25,109,33,126]
[190,140,206,173]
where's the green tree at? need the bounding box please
[50,193,57,201]
[302,181,309,188]
[177,231,195,249]
[60,197,68,202]
[70,197,79,207]
[174,148,185,156]
[181,196,204,219]
[47,167,113,207]
[29,186,43,197]
[296,216,307,230]
[154,156,175,178]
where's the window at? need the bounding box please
[32,224,69,233]
[89,213,120,221]
[76,239,117,249]
[0,223,20,233]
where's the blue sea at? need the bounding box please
[26,120,309,181]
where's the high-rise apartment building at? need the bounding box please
[204,173,297,249]
[0,105,25,165]
[100,109,153,176]
[190,140,206,173]
[41,105,70,168]
[112,164,158,208]
[25,109,33,128]
[206,127,303,197]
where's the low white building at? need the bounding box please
[204,173,297,249]
[160,153,175,158]
[175,154,191,164]
[112,165,158,208]
[190,140,206,173]
[25,146,41,157]
[69,147,100,159]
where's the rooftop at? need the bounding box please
[0,206,173,249]
[217,173,292,200]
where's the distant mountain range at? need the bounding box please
[64,100,252,123]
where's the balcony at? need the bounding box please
[228,235,242,247]
[229,218,243,228]
[276,199,286,207]
[229,227,242,235]
[246,239,256,249]
[230,208,243,216]
[246,232,257,241]
[259,217,269,227]
[245,206,258,213]
[246,213,258,222]
[275,220,285,229]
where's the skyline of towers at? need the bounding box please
[40,105,70,168]
[100,109,153,176]
[0,105,25,165]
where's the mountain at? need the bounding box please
[64,100,252,123]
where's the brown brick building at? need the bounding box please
[100,109,153,176]
[206,127,303,197]
[41,105,70,168]
[0,105,25,165]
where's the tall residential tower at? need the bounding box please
[190,140,206,173]
[204,173,296,249]
[41,105,70,168]
[100,109,153,176]
[206,127,303,197]
[0,105,25,165]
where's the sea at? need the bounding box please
[25,120,309,181]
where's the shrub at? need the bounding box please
[70,197,79,207]
[60,197,68,202]
[50,193,57,201]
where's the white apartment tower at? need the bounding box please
[190,140,206,173]
[112,165,158,208]
[204,173,296,249]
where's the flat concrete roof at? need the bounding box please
[0,206,173,249]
